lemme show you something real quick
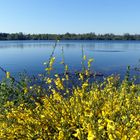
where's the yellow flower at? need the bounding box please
[55,74,59,77]
[83,55,86,60]
[108,134,114,140]
[73,129,81,139]
[66,74,69,80]
[79,73,84,81]
[23,87,28,94]
[98,126,104,131]
[46,78,52,84]
[130,138,136,140]
[6,72,10,78]
[58,131,64,140]
[122,135,127,140]
[82,82,88,89]
[40,115,45,118]
[106,120,115,131]
[88,130,96,140]
[88,58,94,68]
[89,58,94,62]
[65,65,68,71]
[87,124,96,140]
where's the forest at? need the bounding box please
[0,32,140,40]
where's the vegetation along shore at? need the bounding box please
[1,32,140,40]
[0,50,140,139]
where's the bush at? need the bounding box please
[0,54,140,140]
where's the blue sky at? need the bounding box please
[0,0,140,34]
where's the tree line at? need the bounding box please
[0,32,140,40]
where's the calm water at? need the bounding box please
[0,40,140,80]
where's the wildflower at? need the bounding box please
[65,74,69,80]
[88,129,96,140]
[106,120,115,131]
[88,58,94,69]
[83,55,86,60]
[54,77,64,90]
[6,71,10,78]
[1,59,140,140]
[98,126,104,131]
[82,82,88,89]
[79,73,84,81]
[46,78,52,84]
[122,135,127,140]
[89,58,94,62]
[29,86,33,89]
[50,57,55,65]
[40,115,45,118]
[108,134,114,140]
[87,124,96,140]
[58,131,64,140]
[73,129,81,139]
[23,87,28,94]
[65,65,68,71]
[55,74,59,77]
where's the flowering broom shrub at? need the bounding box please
[0,54,140,139]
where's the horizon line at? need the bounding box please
[1,32,140,35]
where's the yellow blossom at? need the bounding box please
[6,71,10,78]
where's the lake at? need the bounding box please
[0,40,140,80]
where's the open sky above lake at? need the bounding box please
[0,0,140,34]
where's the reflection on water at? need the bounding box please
[0,40,140,80]
[90,50,125,52]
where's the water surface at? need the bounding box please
[0,40,140,80]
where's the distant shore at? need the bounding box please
[1,32,140,41]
